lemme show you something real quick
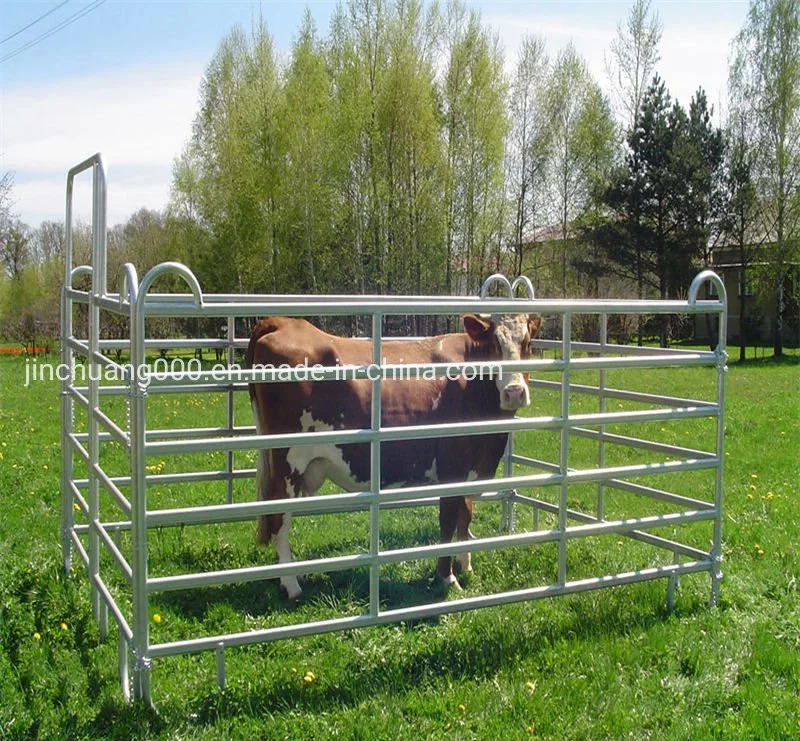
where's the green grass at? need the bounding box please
[1,350,798,739]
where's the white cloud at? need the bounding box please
[482,8,738,121]
[1,58,204,226]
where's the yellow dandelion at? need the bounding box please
[526,727,535,735]
[153,613,162,624]
[33,632,41,641]
[43,464,48,470]
[60,622,67,631]
[754,544,765,556]
[746,493,754,500]
[303,671,315,685]
[458,704,466,714]
[765,492,774,500]
[749,484,757,491]
[750,473,758,479]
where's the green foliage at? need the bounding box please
[729,0,800,356]
[592,77,725,344]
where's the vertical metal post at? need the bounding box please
[710,309,728,606]
[226,315,235,505]
[60,283,74,574]
[666,552,681,612]
[369,312,383,617]
[130,288,151,704]
[216,642,226,690]
[597,313,607,521]
[557,313,571,587]
[88,163,107,638]
[119,633,130,702]
[688,270,728,607]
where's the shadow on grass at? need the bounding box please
[730,352,800,368]
[176,583,705,728]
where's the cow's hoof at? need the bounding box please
[279,578,303,601]
[454,553,473,574]
[436,573,462,591]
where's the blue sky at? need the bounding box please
[1,0,749,228]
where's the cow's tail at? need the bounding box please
[247,318,279,544]
[246,318,279,403]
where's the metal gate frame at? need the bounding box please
[60,155,727,705]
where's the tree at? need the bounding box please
[730,0,800,356]
[507,34,550,278]
[722,107,761,359]
[595,77,708,345]
[377,0,446,303]
[572,85,619,300]
[545,44,612,297]
[442,5,507,294]
[682,89,726,269]
[278,10,334,293]
[181,23,283,293]
[1,220,29,280]
[605,0,663,133]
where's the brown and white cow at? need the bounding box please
[247,312,541,599]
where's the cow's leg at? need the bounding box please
[256,448,304,600]
[437,497,462,589]
[454,496,474,575]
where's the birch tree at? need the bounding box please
[730,0,800,356]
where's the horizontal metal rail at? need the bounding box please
[141,455,715,530]
[570,427,716,460]
[529,378,716,409]
[513,494,711,561]
[97,293,726,319]
[511,454,714,511]
[94,519,133,585]
[146,509,713,594]
[147,560,712,658]
[143,406,718,457]
[70,530,133,644]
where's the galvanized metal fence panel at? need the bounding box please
[61,155,727,705]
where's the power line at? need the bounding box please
[0,1,73,46]
[0,0,107,65]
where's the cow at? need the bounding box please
[247,312,541,600]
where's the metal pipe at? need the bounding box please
[114,296,725,319]
[529,379,716,409]
[558,314,571,587]
[369,313,382,617]
[147,560,712,659]
[597,314,607,521]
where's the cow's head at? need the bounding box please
[463,313,542,411]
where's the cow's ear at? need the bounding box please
[463,314,492,343]
[528,315,542,338]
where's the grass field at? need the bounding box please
[0,349,798,739]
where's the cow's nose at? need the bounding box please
[501,383,528,410]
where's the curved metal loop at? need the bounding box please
[134,261,204,318]
[480,273,513,299]
[511,275,535,301]
[688,270,727,308]
[120,263,140,307]
[69,265,93,287]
